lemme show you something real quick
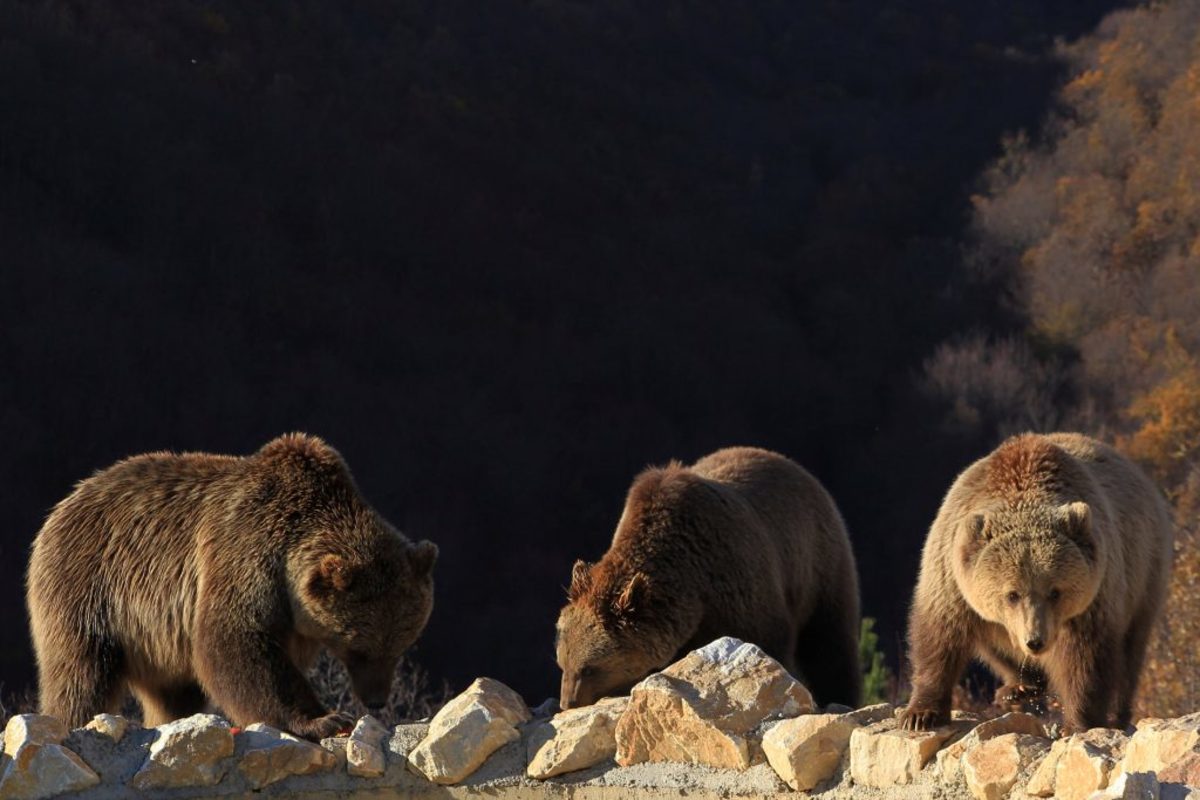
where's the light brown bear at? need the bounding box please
[556,446,861,710]
[900,432,1172,732]
[27,433,437,740]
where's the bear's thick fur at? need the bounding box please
[27,433,437,740]
[555,446,861,709]
[900,432,1172,732]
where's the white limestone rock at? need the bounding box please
[849,717,971,787]
[527,697,629,779]
[345,716,389,779]
[237,723,340,788]
[82,715,128,743]
[961,732,1048,800]
[129,713,234,789]
[408,677,530,784]
[615,637,815,770]
[762,703,893,790]
[0,714,99,800]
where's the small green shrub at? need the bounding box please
[859,617,893,705]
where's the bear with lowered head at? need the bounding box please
[556,446,862,711]
[27,433,437,740]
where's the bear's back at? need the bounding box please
[691,446,850,561]
[28,451,248,674]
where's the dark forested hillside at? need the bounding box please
[1,0,1124,701]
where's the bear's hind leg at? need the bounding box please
[37,633,125,728]
[130,681,207,727]
[795,611,863,708]
[1115,619,1154,730]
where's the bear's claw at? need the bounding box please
[899,707,946,731]
[291,711,357,741]
[993,682,1045,708]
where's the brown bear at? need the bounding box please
[555,446,861,710]
[26,433,437,740]
[900,432,1172,732]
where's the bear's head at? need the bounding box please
[954,501,1103,658]
[262,434,438,711]
[295,532,437,710]
[555,560,675,710]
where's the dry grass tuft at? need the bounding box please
[308,651,453,726]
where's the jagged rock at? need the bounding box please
[385,724,429,767]
[83,714,129,743]
[1158,751,1200,789]
[1124,714,1200,776]
[1027,736,1068,797]
[237,723,340,788]
[408,677,530,784]
[129,713,234,789]
[615,637,815,770]
[849,717,970,787]
[1052,729,1128,800]
[530,698,559,720]
[527,697,629,779]
[3,717,66,753]
[762,704,893,790]
[1088,769,1161,799]
[0,714,100,800]
[319,736,348,766]
[346,716,389,778]
[936,712,1047,782]
[961,733,1048,800]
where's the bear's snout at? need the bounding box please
[560,673,591,710]
[348,661,395,711]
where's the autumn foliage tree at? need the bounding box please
[927,0,1200,716]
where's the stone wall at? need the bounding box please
[2,638,1198,800]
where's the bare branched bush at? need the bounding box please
[0,683,39,730]
[308,652,453,726]
[923,334,1068,436]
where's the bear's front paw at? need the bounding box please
[993,682,1044,709]
[899,705,947,732]
[290,711,356,741]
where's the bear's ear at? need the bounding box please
[1059,502,1094,552]
[612,572,649,621]
[408,540,438,576]
[567,560,593,601]
[965,513,988,541]
[309,554,355,596]
[959,513,990,566]
[258,433,343,471]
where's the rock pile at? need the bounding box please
[0,638,1198,799]
[614,638,814,770]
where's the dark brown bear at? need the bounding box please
[556,446,862,710]
[27,433,437,740]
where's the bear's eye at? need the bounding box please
[1048,588,1061,602]
[579,665,599,679]
[1006,591,1020,605]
